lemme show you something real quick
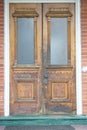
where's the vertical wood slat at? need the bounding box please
[14,17,17,65]
[68,18,71,64]
[34,17,38,64]
[47,17,51,65]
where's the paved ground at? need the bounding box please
[73,126,87,130]
[4,126,75,130]
[0,126,87,130]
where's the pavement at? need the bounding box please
[0,126,87,130]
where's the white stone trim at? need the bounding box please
[76,0,82,115]
[6,0,76,3]
[4,0,10,116]
[4,0,82,116]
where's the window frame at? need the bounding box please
[12,10,39,66]
[46,9,72,67]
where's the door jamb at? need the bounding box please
[4,0,82,116]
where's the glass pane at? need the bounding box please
[17,18,34,64]
[50,18,68,65]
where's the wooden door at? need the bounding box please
[43,4,76,115]
[10,3,76,115]
[10,3,42,115]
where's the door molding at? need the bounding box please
[4,0,82,116]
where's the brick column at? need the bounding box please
[0,0,4,116]
[81,0,87,114]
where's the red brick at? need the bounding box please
[0,0,4,116]
[81,0,87,114]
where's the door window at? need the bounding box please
[50,18,68,65]
[17,18,34,64]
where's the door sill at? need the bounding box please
[0,115,87,126]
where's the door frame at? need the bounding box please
[4,0,82,116]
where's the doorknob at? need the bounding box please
[43,74,48,84]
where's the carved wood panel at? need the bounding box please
[17,82,35,100]
[51,82,69,101]
[45,70,76,114]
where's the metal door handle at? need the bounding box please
[43,74,48,84]
[44,74,48,79]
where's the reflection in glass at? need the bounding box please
[50,18,68,65]
[17,18,34,64]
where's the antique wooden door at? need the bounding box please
[10,3,76,115]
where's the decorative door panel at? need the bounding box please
[43,4,76,114]
[10,4,42,115]
[10,3,76,115]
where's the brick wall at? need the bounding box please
[0,0,4,115]
[81,0,87,114]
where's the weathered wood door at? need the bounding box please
[10,3,76,115]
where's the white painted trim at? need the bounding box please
[4,0,10,116]
[6,0,76,3]
[76,0,82,115]
[4,0,82,116]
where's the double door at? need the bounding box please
[10,3,76,115]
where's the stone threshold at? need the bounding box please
[0,115,87,126]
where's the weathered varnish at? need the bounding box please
[10,3,76,115]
